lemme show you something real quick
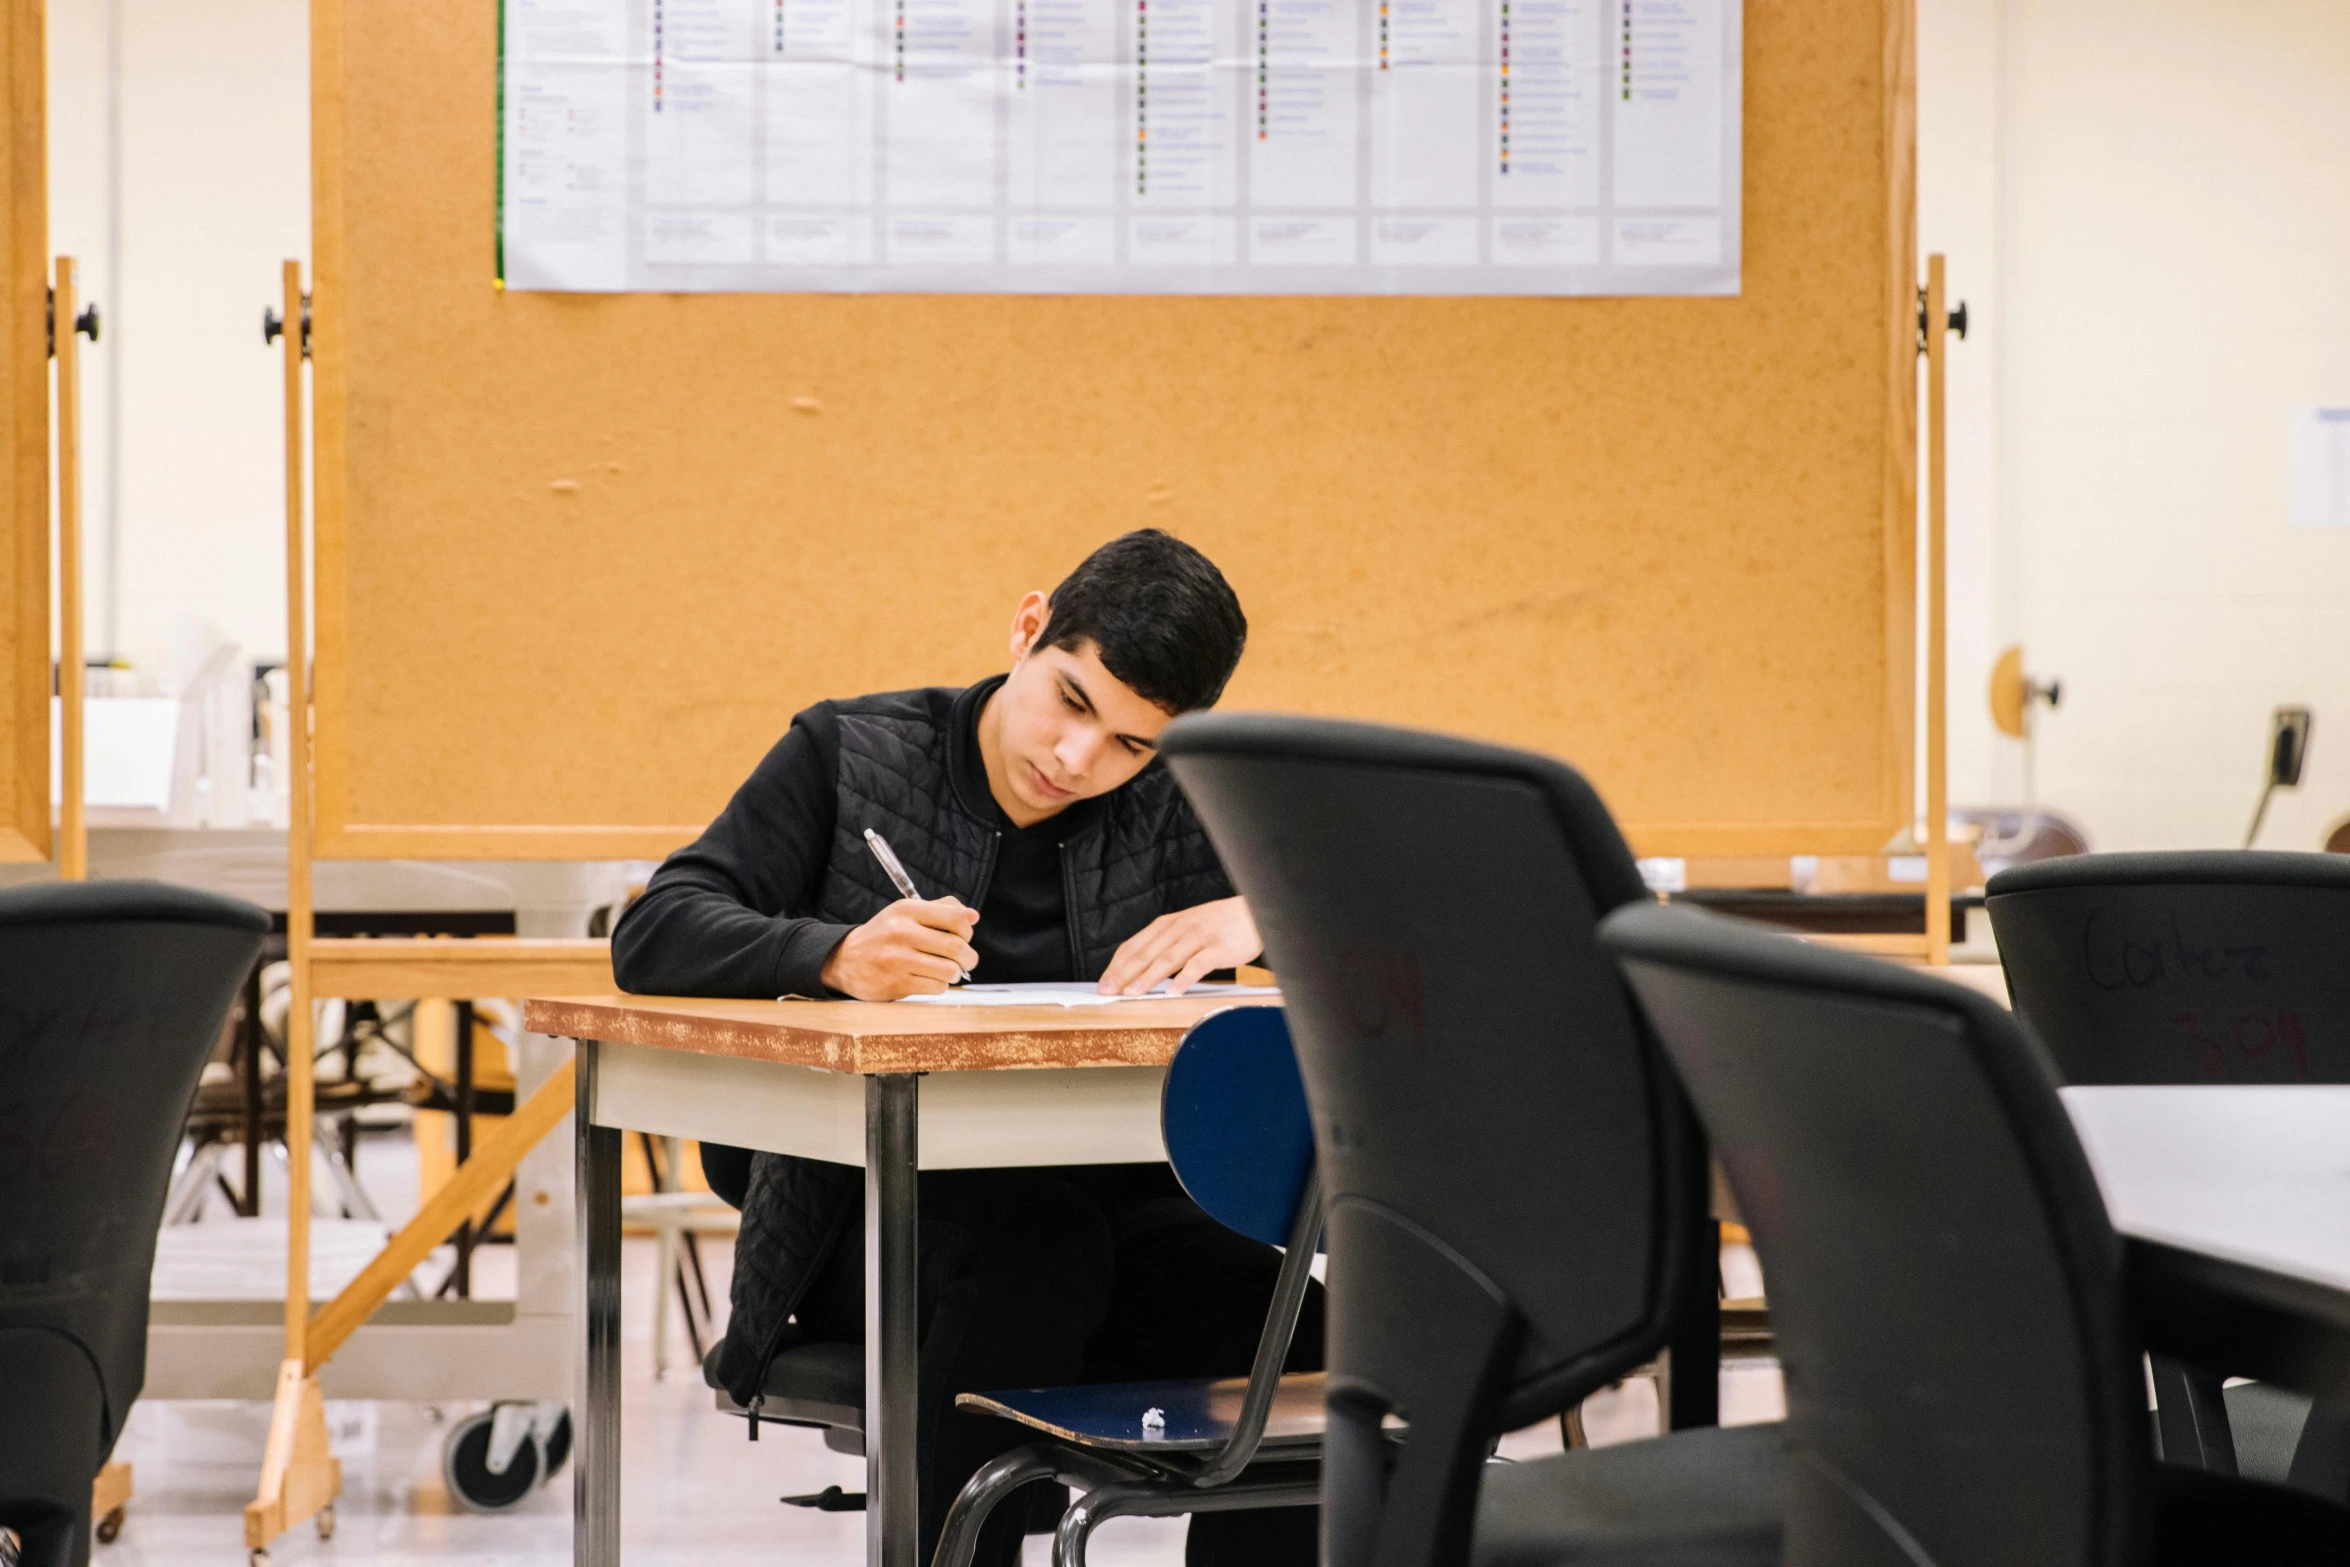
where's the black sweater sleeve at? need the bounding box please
[611,708,857,999]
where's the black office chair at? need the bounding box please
[1603,899,2350,1566]
[1162,714,1781,1567]
[0,880,271,1567]
[1988,850,2350,1494]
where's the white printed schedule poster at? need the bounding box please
[499,0,1740,295]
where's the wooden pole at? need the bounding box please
[247,258,340,1557]
[1923,254,1951,965]
[52,257,83,881]
[280,257,314,1355]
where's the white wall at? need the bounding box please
[1917,0,2009,817]
[1923,0,2350,851]
[47,0,114,650]
[49,0,308,681]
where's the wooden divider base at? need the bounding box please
[1805,932,1933,958]
[306,936,613,1001]
[304,1070,576,1370]
[243,1361,340,1561]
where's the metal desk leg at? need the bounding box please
[1667,1216,1722,1430]
[866,1074,920,1567]
[240,959,264,1215]
[576,1041,622,1567]
[454,998,478,1297]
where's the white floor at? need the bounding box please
[114,1171,1785,1566]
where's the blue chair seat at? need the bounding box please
[957,1370,1330,1455]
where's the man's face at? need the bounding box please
[989,591,1174,820]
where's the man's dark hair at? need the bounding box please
[1041,529,1248,714]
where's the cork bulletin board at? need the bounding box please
[309,0,1915,860]
[0,0,46,863]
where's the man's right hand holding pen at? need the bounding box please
[820,897,981,1000]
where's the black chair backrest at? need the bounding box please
[0,881,269,1540]
[1162,715,1706,1567]
[1603,902,2151,1567]
[1987,850,2350,1084]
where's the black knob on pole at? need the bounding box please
[263,296,313,357]
[1947,300,1969,341]
[74,304,99,344]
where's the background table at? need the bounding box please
[526,991,1277,1567]
[2064,1085,2350,1400]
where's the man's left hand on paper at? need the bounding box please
[1098,895,1261,997]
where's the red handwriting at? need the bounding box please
[2171,1007,2310,1079]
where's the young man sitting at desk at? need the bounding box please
[612,529,1318,1567]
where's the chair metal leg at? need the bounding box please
[1561,1404,1589,1449]
[163,1141,225,1225]
[932,1445,1151,1567]
[1051,1469,1321,1567]
[2152,1357,2237,1474]
[677,1231,712,1362]
[932,1445,1067,1567]
[312,1116,384,1221]
[241,959,266,1216]
[651,1217,678,1380]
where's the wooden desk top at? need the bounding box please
[523,991,1278,1076]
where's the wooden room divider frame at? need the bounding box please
[0,0,46,865]
[305,0,1923,866]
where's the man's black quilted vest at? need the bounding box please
[714,683,1232,1407]
[812,685,1231,980]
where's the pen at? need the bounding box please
[865,828,970,982]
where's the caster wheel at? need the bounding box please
[538,1410,573,1483]
[95,1507,125,1544]
[316,1503,336,1541]
[443,1409,542,1512]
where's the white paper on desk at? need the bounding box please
[882,982,1276,1008]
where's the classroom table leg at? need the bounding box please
[576,1042,622,1567]
[1666,1216,1722,1430]
[240,960,264,1215]
[865,1074,921,1567]
[455,999,477,1297]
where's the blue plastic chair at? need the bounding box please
[932,1004,1326,1567]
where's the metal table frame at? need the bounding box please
[568,1032,1179,1567]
